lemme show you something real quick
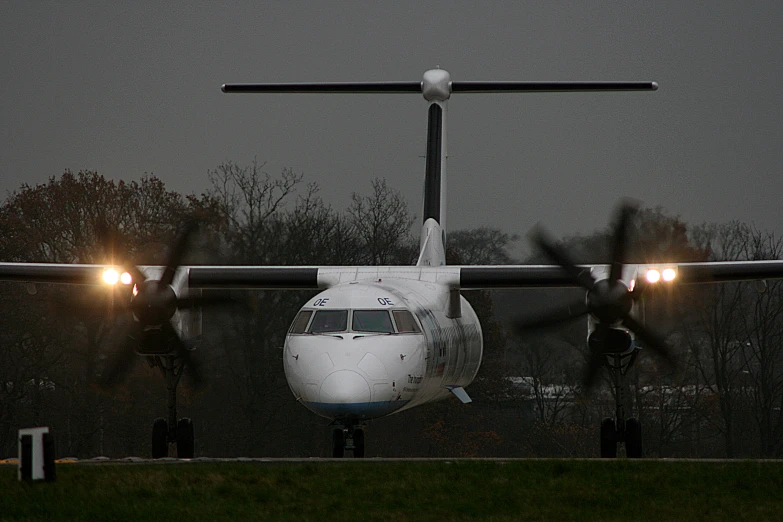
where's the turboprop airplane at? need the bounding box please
[4,68,783,459]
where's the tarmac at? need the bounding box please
[3,456,783,465]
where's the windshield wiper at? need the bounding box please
[307,332,344,339]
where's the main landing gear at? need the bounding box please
[331,421,366,458]
[599,350,643,458]
[148,352,196,458]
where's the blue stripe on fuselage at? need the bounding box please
[304,400,409,420]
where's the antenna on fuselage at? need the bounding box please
[221,72,657,267]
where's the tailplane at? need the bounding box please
[221,71,657,269]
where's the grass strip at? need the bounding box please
[1,460,782,521]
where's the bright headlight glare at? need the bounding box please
[646,269,661,284]
[102,268,120,285]
[120,272,133,285]
[662,268,677,282]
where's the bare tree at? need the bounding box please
[448,227,519,265]
[517,340,576,426]
[735,226,783,457]
[347,178,416,265]
[683,221,778,457]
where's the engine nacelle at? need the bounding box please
[588,327,632,355]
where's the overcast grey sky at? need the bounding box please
[2,1,782,249]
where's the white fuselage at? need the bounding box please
[283,280,483,421]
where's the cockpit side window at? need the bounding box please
[290,310,313,334]
[392,310,421,333]
[353,310,394,333]
[308,310,348,333]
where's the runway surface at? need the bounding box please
[3,456,783,465]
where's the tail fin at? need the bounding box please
[416,70,449,267]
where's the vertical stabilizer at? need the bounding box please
[417,69,449,267]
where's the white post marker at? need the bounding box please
[18,427,56,482]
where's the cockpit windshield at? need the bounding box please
[352,310,395,333]
[392,310,421,333]
[308,310,348,333]
[290,310,312,334]
[288,307,422,335]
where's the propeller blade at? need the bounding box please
[97,322,141,390]
[630,275,649,300]
[182,348,206,391]
[608,201,639,282]
[582,349,606,391]
[161,220,198,287]
[530,225,595,291]
[512,299,590,335]
[94,216,147,286]
[163,321,206,391]
[122,264,148,290]
[94,216,119,258]
[620,313,676,367]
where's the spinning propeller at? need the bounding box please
[513,201,675,389]
[97,220,231,391]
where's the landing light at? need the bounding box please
[645,267,677,284]
[102,268,133,285]
[102,268,120,285]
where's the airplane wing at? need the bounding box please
[0,263,108,285]
[4,261,783,289]
[188,261,783,289]
[456,261,783,289]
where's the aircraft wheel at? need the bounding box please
[152,418,168,459]
[625,418,643,458]
[177,418,195,459]
[353,429,365,458]
[332,428,345,458]
[600,417,617,458]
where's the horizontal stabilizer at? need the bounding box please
[445,385,472,404]
[222,81,658,96]
[451,81,658,93]
[222,82,422,94]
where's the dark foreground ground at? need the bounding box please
[1,459,782,521]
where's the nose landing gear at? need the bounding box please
[331,422,366,458]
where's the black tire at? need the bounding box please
[353,429,365,458]
[600,417,617,458]
[177,418,195,459]
[152,418,168,459]
[332,428,345,458]
[625,418,643,458]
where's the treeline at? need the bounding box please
[1,166,782,459]
[0,165,511,458]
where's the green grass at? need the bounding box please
[1,460,782,521]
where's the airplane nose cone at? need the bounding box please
[320,370,371,404]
